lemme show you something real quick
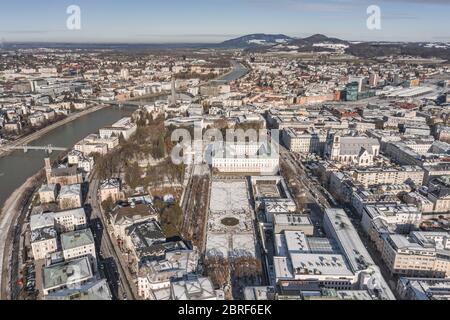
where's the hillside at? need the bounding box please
[219,33,293,48]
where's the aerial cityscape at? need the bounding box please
[1,0,450,306]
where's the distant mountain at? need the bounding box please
[289,34,349,46]
[219,33,293,48]
[241,33,351,53]
[236,33,450,61]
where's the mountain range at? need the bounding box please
[218,33,450,60]
[218,33,294,48]
[2,33,449,61]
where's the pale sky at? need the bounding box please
[0,0,449,43]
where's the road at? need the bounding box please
[273,136,332,210]
[86,176,136,300]
[180,165,195,219]
[181,164,211,251]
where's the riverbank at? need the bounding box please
[0,104,107,159]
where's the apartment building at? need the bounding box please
[282,128,327,155]
[44,279,112,300]
[30,207,87,234]
[67,149,95,174]
[99,117,137,140]
[74,134,118,156]
[137,246,199,299]
[351,189,401,216]
[57,184,82,210]
[351,166,425,188]
[385,142,419,165]
[110,204,158,241]
[42,257,94,296]
[61,229,96,262]
[379,231,450,278]
[403,192,435,214]
[31,226,58,260]
[38,184,57,204]
[427,176,450,213]
[361,204,422,235]
[397,277,450,300]
[99,178,123,203]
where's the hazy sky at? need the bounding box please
[0,0,449,43]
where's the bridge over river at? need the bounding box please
[0,144,67,154]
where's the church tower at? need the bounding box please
[44,157,52,183]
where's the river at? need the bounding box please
[0,106,136,208]
[217,60,248,83]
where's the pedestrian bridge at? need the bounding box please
[1,144,67,154]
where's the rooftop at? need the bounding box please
[243,286,275,300]
[60,228,95,251]
[39,184,57,194]
[44,279,112,300]
[275,231,309,256]
[171,277,219,300]
[100,178,121,189]
[58,184,81,198]
[30,207,86,231]
[365,204,421,218]
[112,203,157,225]
[42,257,93,291]
[291,253,353,277]
[31,226,57,243]
[126,220,166,253]
[399,277,450,300]
[324,208,375,272]
[274,214,312,226]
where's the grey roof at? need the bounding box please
[338,137,379,156]
[126,220,166,251]
[31,226,57,243]
[39,184,57,193]
[61,228,95,251]
[58,184,81,198]
[30,207,86,231]
[100,178,120,189]
[171,277,217,300]
[42,257,92,290]
[44,279,112,300]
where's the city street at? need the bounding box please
[86,175,136,300]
